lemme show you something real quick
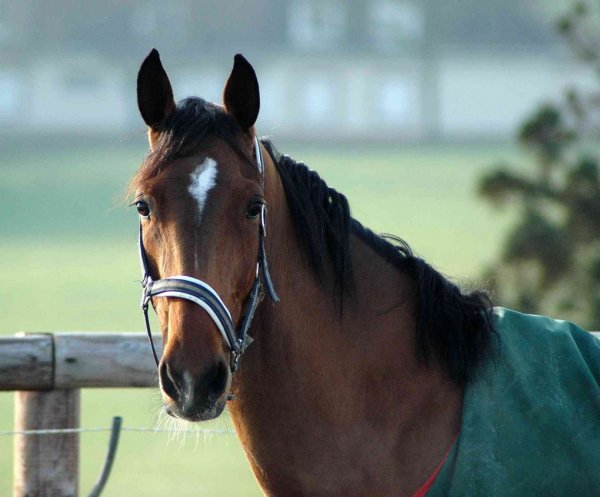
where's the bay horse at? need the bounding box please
[130,50,600,496]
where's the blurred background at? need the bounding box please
[0,1,590,140]
[1,0,598,495]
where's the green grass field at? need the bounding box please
[0,137,522,495]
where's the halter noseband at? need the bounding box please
[138,137,279,372]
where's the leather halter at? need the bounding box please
[138,137,280,372]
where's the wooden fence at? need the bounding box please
[2,330,599,496]
[0,332,163,497]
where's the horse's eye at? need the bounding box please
[136,200,151,218]
[246,201,263,221]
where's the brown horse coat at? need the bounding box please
[131,50,494,497]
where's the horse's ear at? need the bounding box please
[223,54,260,133]
[137,49,175,146]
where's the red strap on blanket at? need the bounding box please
[411,433,458,497]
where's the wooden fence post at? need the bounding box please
[13,389,81,497]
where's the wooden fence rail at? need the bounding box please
[0,333,162,391]
[0,332,162,497]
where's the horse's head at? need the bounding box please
[131,50,269,421]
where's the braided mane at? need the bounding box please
[263,139,494,384]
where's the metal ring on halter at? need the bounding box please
[137,137,279,372]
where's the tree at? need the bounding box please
[478,1,600,328]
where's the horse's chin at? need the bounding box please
[164,398,227,422]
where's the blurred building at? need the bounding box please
[0,0,592,141]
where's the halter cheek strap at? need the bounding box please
[138,137,279,372]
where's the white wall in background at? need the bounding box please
[8,52,594,141]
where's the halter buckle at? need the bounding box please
[231,350,241,373]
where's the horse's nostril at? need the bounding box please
[212,360,229,395]
[159,361,180,400]
[199,359,229,400]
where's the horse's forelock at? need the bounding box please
[129,97,246,198]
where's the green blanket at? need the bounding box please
[428,307,600,497]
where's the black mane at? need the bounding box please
[133,98,494,385]
[263,139,495,385]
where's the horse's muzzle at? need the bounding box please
[159,359,230,421]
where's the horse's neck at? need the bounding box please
[228,152,463,496]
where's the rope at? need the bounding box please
[0,426,235,436]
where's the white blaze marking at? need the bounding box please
[188,157,218,223]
